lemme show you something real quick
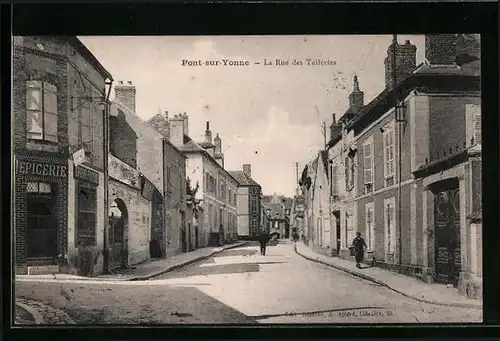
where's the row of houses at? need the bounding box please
[292,34,482,299]
[13,36,266,277]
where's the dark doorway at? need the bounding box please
[333,210,341,253]
[26,182,57,262]
[195,223,199,249]
[432,179,461,287]
[188,222,192,251]
[109,198,128,269]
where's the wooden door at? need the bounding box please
[434,187,461,286]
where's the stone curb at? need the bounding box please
[16,301,45,324]
[294,243,482,310]
[128,241,250,281]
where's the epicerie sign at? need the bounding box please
[16,159,68,178]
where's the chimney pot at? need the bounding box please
[206,121,210,130]
[332,114,336,124]
[128,81,132,85]
[405,40,411,44]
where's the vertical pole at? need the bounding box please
[102,102,109,274]
[295,162,299,185]
[323,122,327,148]
[392,34,403,268]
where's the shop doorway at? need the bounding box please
[109,198,128,269]
[432,179,461,287]
[26,182,57,263]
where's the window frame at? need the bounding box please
[75,182,97,246]
[365,202,375,252]
[383,120,395,186]
[331,164,338,196]
[26,80,59,143]
[383,196,396,259]
[466,103,481,145]
[363,136,374,192]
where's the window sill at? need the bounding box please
[27,141,58,153]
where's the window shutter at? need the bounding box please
[474,111,481,144]
[26,81,43,139]
[332,166,338,195]
[345,157,349,188]
[43,82,58,142]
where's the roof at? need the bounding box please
[228,170,261,187]
[71,37,113,81]
[347,62,480,134]
[198,141,216,149]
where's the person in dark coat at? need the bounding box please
[258,232,270,256]
[351,232,367,269]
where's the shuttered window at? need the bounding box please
[365,203,375,251]
[383,121,395,185]
[331,165,338,196]
[76,184,97,246]
[384,197,396,255]
[363,137,374,187]
[26,81,58,142]
[466,104,481,145]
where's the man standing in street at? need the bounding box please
[258,231,270,256]
[351,231,367,269]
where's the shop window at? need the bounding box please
[76,184,97,246]
[26,81,58,143]
[27,181,53,194]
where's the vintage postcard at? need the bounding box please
[12,34,482,325]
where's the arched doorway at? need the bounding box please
[109,198,128,269]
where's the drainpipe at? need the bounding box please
[102,79,112,274]
[162,139,167,257]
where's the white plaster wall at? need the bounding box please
[186,156,204,200]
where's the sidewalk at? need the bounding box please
[16,241,249,282]
[15,298,76,325]
[294,242,482,309]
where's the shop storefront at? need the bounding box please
[14,153,69,274]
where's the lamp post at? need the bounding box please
[102,78,113,274]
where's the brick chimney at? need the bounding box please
[348,75,364,114]
[425,34,457,65]
[384,38,417,90]
[243,164,251,178]
[148,110,171,139]
[329,113,342,140]
[205,121,212,143]
[181,112,189,136]
[169,114,185,147]
[214,133,222,154]
[114,81,136,113]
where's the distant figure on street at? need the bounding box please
[258,232,270,256]
[351,232,367,269]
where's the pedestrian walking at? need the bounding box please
[351,231,367,269]
[258,232,270,256]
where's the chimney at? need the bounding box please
[181,112,189,136]
[148,111,171,139]
[169,114,185,147]
[454,34,481,66]
[214,133,222,154]
[384,38,417,90]
[243,164,251,178]
[114,80,136,113]
[329,113,342,140]
[205,121,212,143]
[425,34,457,65]
[348,75,364,114]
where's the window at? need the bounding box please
[365,203,375,251]
[363,138,374,193]
[76,184,97,246]
[330,165,338,196]
[26,81,58,142]
[79,97,93,149]
[27,182,53,194]
[383,121,395,186]
[466,104,481,145]
[384,197,396,256]
[345,156,355,191]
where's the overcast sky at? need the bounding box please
[79,35,425,198]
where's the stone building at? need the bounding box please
[167,117,238,247]
[228,164,263,239]
[13,36,113,276]
[324,35,481,298]
[107,82,165,267]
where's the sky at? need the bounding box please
[79,35,425,198]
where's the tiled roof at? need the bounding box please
[347,63,480,133]
[228,170,261,187]
[198,141,216,149]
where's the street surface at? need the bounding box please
[15,241,482,324]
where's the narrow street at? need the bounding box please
[15,241,481,324]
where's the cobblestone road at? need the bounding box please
[15,242,482,324]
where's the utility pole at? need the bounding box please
[295,162,299,186]
[322,122,327,148]
[392,34,404,268]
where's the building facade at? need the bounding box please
[310,151,331,251]
[321,34,481,298]
[167,116,238,247]
[13,36,113,276]
[229,164,263,239]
